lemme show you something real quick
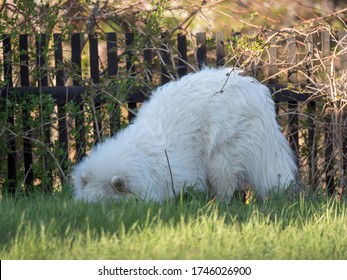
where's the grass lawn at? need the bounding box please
[0,188,346,259]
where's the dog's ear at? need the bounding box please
[111,176,128,193]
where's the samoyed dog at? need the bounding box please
[72,67,297,202]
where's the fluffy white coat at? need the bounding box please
[72,67,297,202]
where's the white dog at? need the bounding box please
[72,67,297,202]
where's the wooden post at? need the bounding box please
[36,33,53,192]
[143,47,153,83]
[20,34,34,192]
[305,34,317,189]
[267,32,278,84]
[216,32,224,67]
[71,33,85,160]
[196,32,206,70]
[125,32,135,75]
[106,33,118,77]
[160,32,170,85]
[89,33,102,143]
[53,33,69,186]
[338,31,347,194]
[287,36,299,162]
[320,31,335,194]
[125,32,137,122]
[2,34,17,194]
[177,34,187,78]
[266,32,279,115]
[106,32,121,134]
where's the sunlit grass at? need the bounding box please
[0,188,346,259]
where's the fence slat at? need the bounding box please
[286,36,299,160]
[37,33,53,192]
[216,32,224,67]
[106,32,120,133]
[89,34,100,84]
[125,32,137,121]
[71,33,85,160]
[306,34,314,84]
[267,32,278,83]
[196,32,206,69]
[106,32,118,76]
[125,32,135,75]
[325,114,335,195]
[177,34,187,77]
[36,34,48,86]
[143,47,153,83]
[20,35,30,86]
[338,31,347,70]
[54,33,69,184]
[338,31,347,181]
[71,33,82,86]
[321,31,335,193]
[2,34,17,194]
[89,33,102,143]
[53,34,65,86]
[307,101,317,189]
[267,32,279,114]
[20,34,34,192]
[305,34,317,189]
[3,35,13,87]
[160,32,170,85]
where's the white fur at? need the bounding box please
[72,67,297,202]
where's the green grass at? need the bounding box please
[0,188,346,259]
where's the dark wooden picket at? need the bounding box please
[2,34,17,193]
[106,33,118,76]
[160,32,170,85]
[54,33,69,173]
[19,34,34,193]
[196,32,206,69]
[177,34,188,77]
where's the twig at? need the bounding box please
[164,149,176,197]
[216,68,235,94]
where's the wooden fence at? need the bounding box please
[1,31,346,195]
